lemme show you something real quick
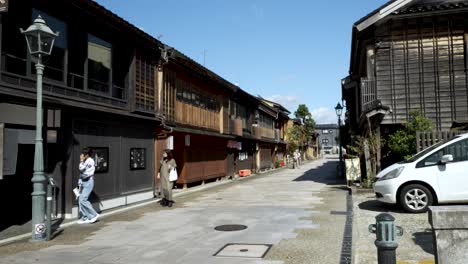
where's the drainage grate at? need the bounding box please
[214,243,272,258]
[214,225,247,232]
[339,193,354,264]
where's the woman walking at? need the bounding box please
[77,148,99,224]
[159,150,177,207]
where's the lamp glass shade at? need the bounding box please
[40,34,55,55]
[21,15,58,57]
[334,102,343,117]
[25,32,40,55]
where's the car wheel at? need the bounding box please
[399,184,433,213]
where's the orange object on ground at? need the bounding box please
[239,169,251,177]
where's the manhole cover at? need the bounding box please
[214,243,272,258]
[214,225,247,231]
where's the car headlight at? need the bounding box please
[376,167,404,181]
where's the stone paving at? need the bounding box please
[352,191,435,264]
[0,158,347,264]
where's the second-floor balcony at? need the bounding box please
[1,52,127,109]
[252,125,275,140]
[360,77,377,113]
[229,118,243,136]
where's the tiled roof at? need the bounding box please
[354,0,398,26]
[394,0,468,14]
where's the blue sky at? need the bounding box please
[95,0,388,124]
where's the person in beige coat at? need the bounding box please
[158,150,177,207]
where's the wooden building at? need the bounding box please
[156,47,290,188]
[0,0,291,232]
[0,0,165,227]
[342,0,468,170]
[258,98,290,167]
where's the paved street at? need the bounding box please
[353,192,435,264]
[0,158,349,264]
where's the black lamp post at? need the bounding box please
[335,102,343,176]
[21,15,58,241]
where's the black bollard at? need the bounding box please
[368,213,403,264]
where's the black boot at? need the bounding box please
[168,200,173,207]
[160,198,167,207]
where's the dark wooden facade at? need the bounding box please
[343,0,468,135]
[0,0,164,225]
[0,0,292,231]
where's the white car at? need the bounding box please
[374,133,468,213]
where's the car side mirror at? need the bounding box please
[439,154,453,165]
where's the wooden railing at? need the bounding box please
[233,118,243,136]
[360,77,377,113]
[1,52,127,108]
[416,131,467,152]
[175,100,219,131]
[252,126,275,139]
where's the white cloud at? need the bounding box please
[311,107,339,124]
[266,95,299,112]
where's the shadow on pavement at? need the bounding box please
[358,199,404,213]
[412,231,434,255]
[293,160,346,185]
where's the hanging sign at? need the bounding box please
[0,0,8,13]
[227,140,241,150]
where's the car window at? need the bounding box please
[417,139,468,168]
[417,149,444,167]
[402,139,449,163]
[445,139,468,162]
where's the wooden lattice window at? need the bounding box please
[135,55,156,112]
[163,69,176,121]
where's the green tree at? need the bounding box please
[294,104,310,123]
[387,111,432,160]
[287,104,317,158]
[293,104,316,138]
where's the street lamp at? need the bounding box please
[21,15,58,241]
[335,102,344,177]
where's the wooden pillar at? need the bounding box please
[156,67,163,113]
[363,139,372,180]
[375,125,381,173]
[366,116,376,177]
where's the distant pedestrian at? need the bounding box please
[77,148,99,224]
[158,150,177,207]
[294,151,300,169]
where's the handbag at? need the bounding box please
[169,167,178,182]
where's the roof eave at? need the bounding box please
[355,0,415,32]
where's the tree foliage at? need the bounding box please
[294,104,310,122]
[287,104,317,154]
[293,104,316,136]
[387,111,433,160]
